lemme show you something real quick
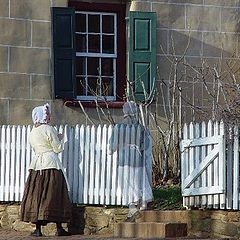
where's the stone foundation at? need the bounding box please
[0,203,128,236]
[1,203,240,238]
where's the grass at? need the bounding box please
[151,185,184,210]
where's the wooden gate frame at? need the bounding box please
[180,121,226,209]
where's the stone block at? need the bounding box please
[50,100,85,125]
[9,100,43,125]
[187,56,221,85]
[152,3,185,29]
[137,222,165,238]
[0,19,31,46]
[161,210,189,223]
[42,222,57,236]
[31,75,52,99]
[221,7,240,33]
[202,82,215,106]
[204,0,240,7]
[0,213,10,228]
[169,30,202,56]
[0,73,30,99]
[153,80,171,106]
[203,32,238,58]
[12,219,35,232]
[0,99,9,124]
[186,5,220,31]
[227,212,240,222]
[0,0,9,17]
[219,58,240,81]
[6,205,20,217]
[32,22,51,47]
[179,81,193,105]
[211,219,237,237]
[129,2,151,11]
[51,0,68,7]
[9,47,50,74]
[168,0,203,3]
[157,29,168,54]
[0,46,8,71]
[116,222,136,238]
[137,210,158,222]
[165,223,188,237]
[10,0,51,20]
[157,56,173,81]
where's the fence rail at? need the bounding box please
[0,124,151,206]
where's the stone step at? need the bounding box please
[136,210,189,223]
[114,222,188,238]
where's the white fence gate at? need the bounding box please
[181,120,240,210]
[0,124,151,206]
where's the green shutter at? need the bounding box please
[128,11,156,102]
[52,7,76,99]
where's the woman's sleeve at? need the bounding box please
[48,126,63,153]
[108,124,119,154]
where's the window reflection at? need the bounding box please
[88,15,100,33]
[76,13,86,32]
[88,34,100,53]
[102,35,114,53]
[87,57,99,75]
[76,77,86,95]
[76,57,85,75]
[76,34,86,52]
[102,15,114,33]
[101,58,113,76]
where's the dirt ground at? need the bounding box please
[0,230,221,240]
[0,230,142,240]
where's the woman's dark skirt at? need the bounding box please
[20,169,72,224]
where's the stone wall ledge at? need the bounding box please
[1,204,240,238]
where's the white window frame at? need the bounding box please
[75,11,117,101]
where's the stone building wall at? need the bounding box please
[130,0,240,123]
[0,0,239,125]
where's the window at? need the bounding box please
[75,11,117,101]
[52,2,156,105]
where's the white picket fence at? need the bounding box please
[181,120,240,210]
[0,124,151,205]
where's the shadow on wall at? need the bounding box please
[234,1,240,33]
[156,26,239,123]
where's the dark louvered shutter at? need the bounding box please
[52,7,76,99]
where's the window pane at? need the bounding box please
[102,35,114,53]
[101,58,113,76]
[76,13,86,32]
[88,15,100,33]
[76,77,86,95]
[87,77,99,96]
[87,57,99,75]
[88,34,100,53]
[102,77,113,96]
[102,15,114,33]
[76,57,85,75]
[76,34,86,52]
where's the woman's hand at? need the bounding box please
[58,133,64,141]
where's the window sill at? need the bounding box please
[63,100,124,109]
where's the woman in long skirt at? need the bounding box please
[20,103,72,237]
